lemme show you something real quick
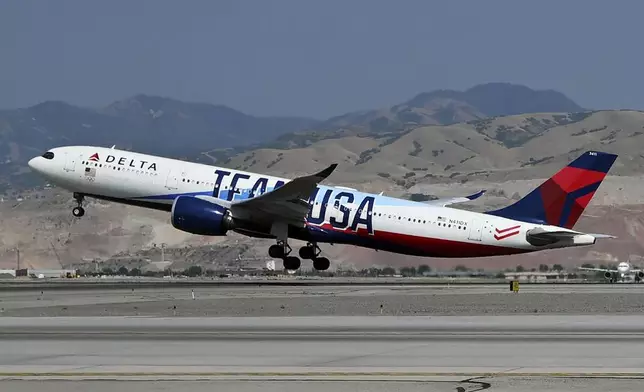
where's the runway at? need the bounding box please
[1,316,644,388]
[2,286,644,391]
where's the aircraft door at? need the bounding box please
[165,170,179,190]
[468,219,483,241]
[63,152,77,172]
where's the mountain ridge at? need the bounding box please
[0,82,584,191]
[318,82,584,132]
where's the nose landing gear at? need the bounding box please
[72,193,85,217]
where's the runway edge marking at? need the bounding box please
[2,371,644,379]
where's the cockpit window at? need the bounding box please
[42,151,54,159]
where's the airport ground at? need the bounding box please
[2,281,644,317]
[1,282,644,391]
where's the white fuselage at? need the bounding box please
[28,146,595,258]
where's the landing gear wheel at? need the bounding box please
[312,257,330,271]
[299,246,314,259]
[72,193,85,218]
[299,243,321,260]
[72,206,85,217]
[269,239,292,260]
[268,244,285,259]
[283,256,301,271]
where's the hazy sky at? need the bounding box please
[1,0,642,118]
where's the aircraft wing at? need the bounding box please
[577,265,642,273]
[424,190,486,207]
[229,163,338,226]
[577,267,616,272]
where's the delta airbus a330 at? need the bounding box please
[28,146,617,271]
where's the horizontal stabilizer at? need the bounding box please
[526,227,615,246]
[586,233,617,239]
[425,189,486,207]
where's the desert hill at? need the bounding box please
[208,110,644,191]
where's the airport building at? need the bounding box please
[14,268,78,278]
[503,271,569,282]
[0,269,16,277]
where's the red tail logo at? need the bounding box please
[88,153,99,162]
[494,225,521,240]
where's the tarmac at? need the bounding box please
[2,282,644,317]
[1,283,644,391]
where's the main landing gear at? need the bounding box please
[72,193,85,217]
[267,241,330,271]
[299,242,330,271]
[268,241,301,270]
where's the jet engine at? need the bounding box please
[638,271,644,279]
[171,195,234,236]
[604,271,612,279]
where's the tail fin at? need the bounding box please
[487,151,617,229]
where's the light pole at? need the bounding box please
[14,248,20,271]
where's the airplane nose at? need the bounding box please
[28,157,41,172]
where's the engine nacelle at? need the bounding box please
[171,195,234,236]
[638,272,644,279]
[604,271,612,279]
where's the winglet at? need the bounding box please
[466,189,486,201]
[313,163,338,181]
[424,189,487,207]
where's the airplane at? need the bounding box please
[578,261,644,283]
[27,147,618,272]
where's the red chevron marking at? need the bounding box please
[494,225,521,240]
[495,225,521,234]
[494,231,520,240]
